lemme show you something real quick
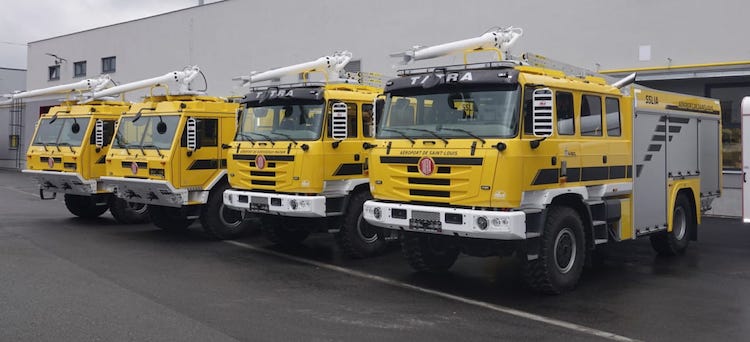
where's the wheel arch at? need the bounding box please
[670,185,698,241]
[549,193,593,250]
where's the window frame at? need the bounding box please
[605,97,621,137]
[73,61,87,78]
[48,65,60,81]
[580,94,603,137]
[101,56,116,74]
[555,91,575,136]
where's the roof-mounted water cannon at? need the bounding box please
[83,66,204,103]
[233,51,353,87]
[391,26,523,65]
[0,75,115,105]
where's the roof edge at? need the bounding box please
[601,60,750,74]
[29,0,226,44]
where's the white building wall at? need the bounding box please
[0,68,27,169]
[27,0,750,97]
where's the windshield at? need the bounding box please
[114,115,180,149]
[237,102,325,141]
[377,86,520,139]
[33,117,91,147]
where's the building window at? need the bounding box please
[102,56,116,73]
[74,61,86,78]
[48,65,60,81]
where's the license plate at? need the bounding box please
[409,211,442,231]
[249,197,269,212]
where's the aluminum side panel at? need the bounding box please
[666,117,698,178]
[699,119,721,196]
[633,111,667,234]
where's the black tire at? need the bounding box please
[261,216,310,247]
[523,206,585,294]
[650,194,693,256]
[335,191,387,259]
[149,205,194,232]
[109,197,150,224]
[64,194,109,218]
[401,232,459,273]
[200,182,255,240]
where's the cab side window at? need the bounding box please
[522,86,537,134]
[556,92,574,135]
[89,120,116,146]
[580,95,603,136]
[362,104,374,137]
[605,97,621,137]
[180,118,218,148]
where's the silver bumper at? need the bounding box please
[223,189,327,217]
[22,170,99,195]
[363,200,527,240]
[100,177,203,208]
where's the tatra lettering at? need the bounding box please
[460,72,473,81]
[446,73,459,82]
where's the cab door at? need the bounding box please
[323,101,367,181]
[179,116,221,188]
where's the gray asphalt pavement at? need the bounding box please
[1,169,749,341]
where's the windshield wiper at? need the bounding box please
[382,128,415,144]
[270,131,298,145]
[40,142,49,152]
[235,133,256,144]
[50,142,61,152]
[141,144,164,157]
[242,132,275,145]
[57,142,76,153]
[401,128,449,145]
[438,127,486,145]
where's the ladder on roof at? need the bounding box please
[521,52,617,83]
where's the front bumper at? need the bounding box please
[100,177,198,208]
[223,189,326,217]
[363,200,527,240]
[22,170,99,195]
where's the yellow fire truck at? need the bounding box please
[10,78,150,223]
[363,28,722,293]
[91,67,254,239]
[223,52,389,258]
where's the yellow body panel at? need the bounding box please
[24,100,130,192]
[106,96,239,200]
[226,84,381,194]
[369,63,720,242]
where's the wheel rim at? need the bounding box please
[356,212,379,244]
[219,203,243,228]
[673,206,686,240]
[127,202,148,215]
[553,227,577,274]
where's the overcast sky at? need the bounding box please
[0,0,219,69]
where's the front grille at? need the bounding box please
[252,180,276,186]
[408,177,450,186]
[63,163,76,170]
[121,161,147,168]
[251,171,275,177]
[410,189,450,198]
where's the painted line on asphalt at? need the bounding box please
[0,186,40,198]
[225,240,639,342]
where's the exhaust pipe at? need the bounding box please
[612,73,636,89]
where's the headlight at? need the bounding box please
[491,217,509,228]
[476,216,488,230]
[373,207,382,220]
[290,199,298,210]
